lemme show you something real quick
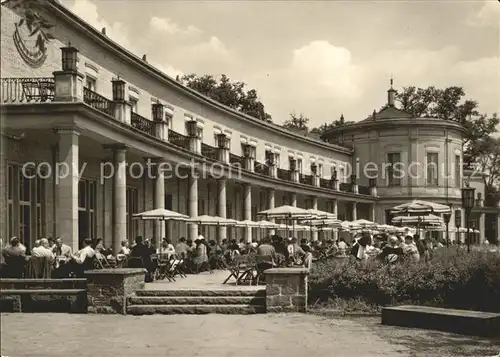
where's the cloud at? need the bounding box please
[467,1,500,27]
[150,16,202,36]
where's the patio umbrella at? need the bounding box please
[391,214,444,226]
[390,200,451,215]
[257,205,312,219]
[132,208,189,221]
[187,215,238,226]
[234,220,260,227]
[351,219,378,229]
[305,208,336,219]
[256,220,279,228]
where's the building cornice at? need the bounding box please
[44,0,352,155]
[324,117,466,137]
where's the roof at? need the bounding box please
[360,105,413,122]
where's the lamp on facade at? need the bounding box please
[289,159,297,171]
[443,204,452,247]
[61,46,78,72]
[111,78,126,102]
[331,168,338,181]
[186,120,198,137]
[152,102,164,122]
[216,133,229,149]
[461,184,476,253]
[369,178,377,187]
[350,174,357,185]
[243,144,255,159]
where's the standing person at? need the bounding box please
[403,235,420,263]
[193,239,208,273]
[130,236,155,282]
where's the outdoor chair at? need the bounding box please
[223,255,253,285]
[27,255,52,278]
[254,255,274,285]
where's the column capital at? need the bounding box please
[103,143,128,152]
[53,127,80,136]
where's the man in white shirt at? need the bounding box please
[32,238,55,259]
[71,238,95,265]
[159,238,176,258]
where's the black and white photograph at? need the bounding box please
[0,0,499,356]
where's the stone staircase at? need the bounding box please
[126,289,267,315]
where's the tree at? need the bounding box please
[396,86,499,166]
[179,74,272,121]
[283,113,309,130]
[476,136,500,204]
[310,114,355,140]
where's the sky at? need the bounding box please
[61,0,499,130]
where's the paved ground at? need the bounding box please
[145,270,262,291]
[1,313,498,357]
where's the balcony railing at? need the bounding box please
[300,174,314,186]
[319,178,331,189]
[340,182,353,193]
[254,161,269,176]
[201,143,218,160]
[131,112,156,137]
[358,185,371,195]
[230,153,245,167]
[277,168,291,181]
[2,77,55,103]
[83,87,113,116]
[168,130,190,150]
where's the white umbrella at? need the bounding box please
[257,220,279,228]
[351,219,378,229]
[187,215,238,226]
[133,208,189,221]
[390,200,451,215]
[257,205,312,219]
[305,208,336,219]
[392,214,444,226]
[235,220,260,227]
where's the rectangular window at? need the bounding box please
[275,153,280,168]
[165,194,173,210]
[78,179,97,245]
[259,191,266,211]
[198,198,205,216]
[387,153,401,186]
[265,150,273,165]
[318,163,323,177]
[251,206,257,221]
[129,97,138,113]
[427,153,439,186]
[455,155,461,188]
[297,158,303,174]
[226,202,233,219]
[85,76,96,91]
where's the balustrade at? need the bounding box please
[83,87,113,116]
[131,112,156,137]
[201,143,218,160]
[168,130,190,150]
[2,77,54,103]
[230,153,245,167]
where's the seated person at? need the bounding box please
[70,238,96,276]
[32,238,55,259]
[130,236,155,282]
[53,237,72,257]
[159,238,175,259]
[303,245,313,269]
[2,237,27,278]
[256,237,276,270]
[175,237,189,259]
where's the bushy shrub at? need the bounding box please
[309,248,500,312]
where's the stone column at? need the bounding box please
[332,199,338,241]
[370,203,376,222]
[352,202,357,221]
[312,197,318,241]
[266,188,275,236]
[479,212,485,244]
[291,193,297,207]
[218,179,227,242]
[153,158,165,249]
[0,134,6,240]
[188,171,199,242]
[56,128,80,253]
[244,183,252,242]
[113,146,127,255]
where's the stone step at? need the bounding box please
[127,304,266,315]
[135,289,266,297]
[128,295,266,306]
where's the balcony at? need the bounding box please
[131,112,156,137]
[83,87,113,116]
[201,143,218,160]
[277,168,291,181]
[300,174,314,186]
[168,130,189,150]
[319,178,331,189]
[358,185,371,195]
[2,77,54,103]
[229,153,245,167]
[340,182,353,193]
[254,161,269,176]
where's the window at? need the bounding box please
[198,198,205,216]
[226,202,233,219]
[318,163,323,177]
[259,191,266,211]
[387,153,401,186]
[165,112,173,129]
[251,206,257,221]
[282,194,288,206]
[427,153,439,186]
[165,194,173,210]
[129,97,138,113]
[455,155,461,188]
[297,158,303,174]
[275,153,280,168]
[7,164,46,250]
[126,187,138,241]
[265,150,273,165]
[85,76,96,91]
[78,179,97,246]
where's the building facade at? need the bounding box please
[1,0,378,253]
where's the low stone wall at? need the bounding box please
[85,268,146,315]
[265,268,309,313]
